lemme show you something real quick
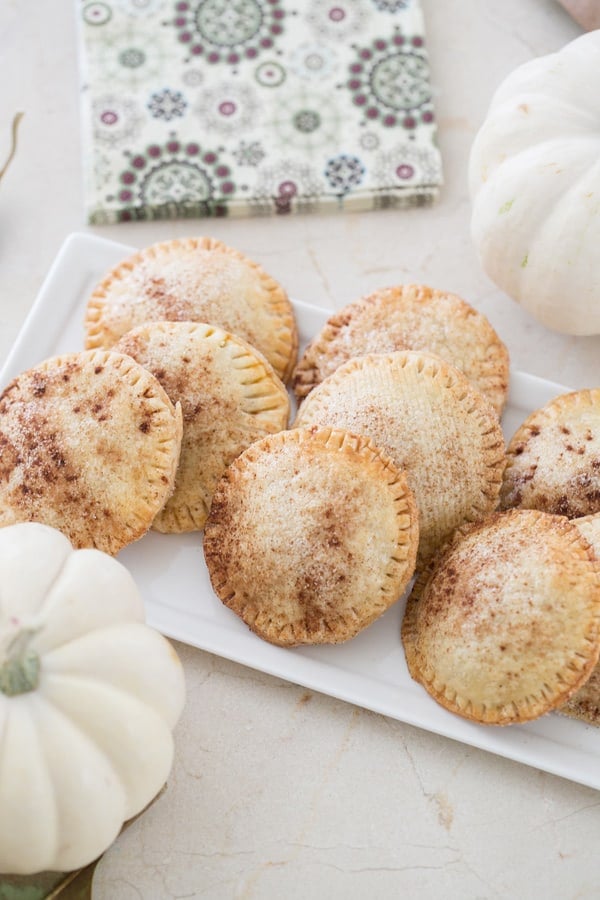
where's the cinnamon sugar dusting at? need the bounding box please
[204,427,419,646]
[402,510,600,725]
[294,350,506,562]
[293,284,509,414]
[0,351,182,554]
[84,238,298,383]
[501,389,600,518]
[115,321,289,533]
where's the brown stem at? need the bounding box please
[0,112,24,184]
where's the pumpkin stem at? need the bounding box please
[0,628,40,696]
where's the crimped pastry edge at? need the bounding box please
[294,349,507,562]
[84,236,299,383]
[500,388,600,514]
[115,320,290,533]
[204,425,419,646]
[402,509,600,725]
[292,284,509,415]
[0,349,183,554]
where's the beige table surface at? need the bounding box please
[2,1,600,898]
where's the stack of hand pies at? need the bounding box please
[1,238,598,729]
[0,238,296,553]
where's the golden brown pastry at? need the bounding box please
[0,351,182,554]
[293,284,509,415]
[559,513,600,725]
[573,512,600,550]
[402,509,600,725]
[84,237,298,383]
[116,321,290,532]
[501,388,600,517]
[204,426,419,646]
[294,350,506,562]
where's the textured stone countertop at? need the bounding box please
[1,2,600,898]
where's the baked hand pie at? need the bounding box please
[501,388,600,517]
[293,284,509,415]
[204,426,419,647]
[402,509,600,725]
[294,350,506,562]
[84,237,298,383]
[559,513,600,725]
[116,321,290,533]
[0,351,182,554]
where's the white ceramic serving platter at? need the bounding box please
[2,232,599,790]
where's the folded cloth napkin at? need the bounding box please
[77,0,442,223]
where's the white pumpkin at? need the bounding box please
[0,522,185,875]
[469,30,600,335]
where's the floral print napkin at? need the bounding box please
[78,0,443,223]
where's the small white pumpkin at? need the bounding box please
[469,30,600,335]
[0,522,185,875]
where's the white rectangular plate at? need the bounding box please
[2,232,599,790]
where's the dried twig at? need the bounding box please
[0,112,24,185]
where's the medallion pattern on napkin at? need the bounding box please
[78,0,443,223]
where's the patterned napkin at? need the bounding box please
[77,0,443,223]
